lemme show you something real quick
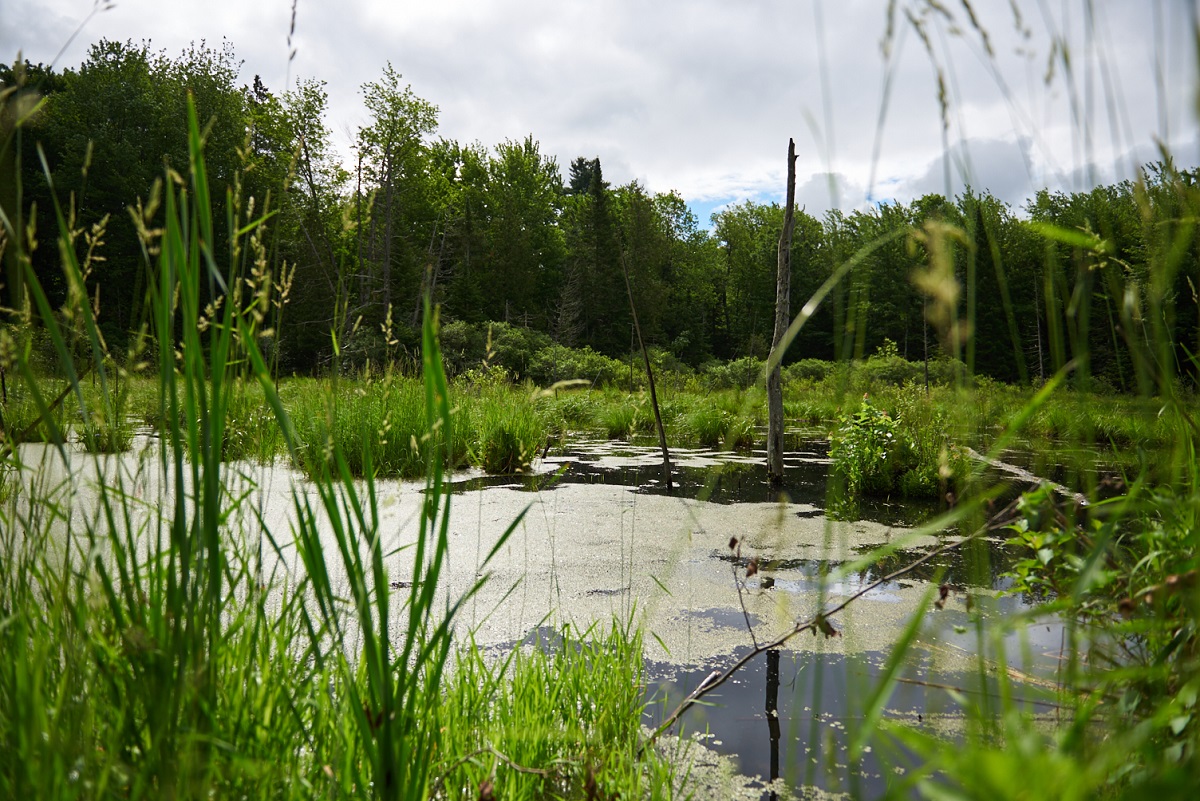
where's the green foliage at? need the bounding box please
[467,321,554,381]
[539,390,598,429]
[829,391,966,503]
[290,376,430,478]
[468,386,545,473]
[858,351,922,388]
[599,398,638,440]
[7,11,1200,797]
[829,395,905,496]
[528,343,628,388]
[682,404,755,450]
[77,411,132,452]
[893,477,1200,798]
[219,381,285,462]
[700,355,765,389]
[785,358,836,383]
[439,622,678,799]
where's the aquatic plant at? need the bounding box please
[470,386,545,473]
[828,392,965,501]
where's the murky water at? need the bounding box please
[7,431,1069,798]
[438,436,1069,798]
[448,435,944,527]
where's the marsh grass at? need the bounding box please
[0,381,66,444]
[469,386,545,473]
[287,373,431,478]
[283,374,549,478]
[0,97,672,801]
[439,621,678,799]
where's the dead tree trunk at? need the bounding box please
[767,138,797,485]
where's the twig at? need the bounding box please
[429,741,555,798]
[729,539,760,650]
[615,243,672,491]
[639,499,1019,756]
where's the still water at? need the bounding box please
[10,431,1073,798]
[462,437,1071,798]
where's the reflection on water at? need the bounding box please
[444,437,947,528]
[459,436,1073,797]
[644,639,1061,798]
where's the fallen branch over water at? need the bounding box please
[639,498,1019,756]
[965,446,1087,507]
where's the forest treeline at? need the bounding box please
[3,40,1198,389]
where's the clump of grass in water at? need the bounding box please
[599,398,638,440]
[682,405,756,450]
[470,388,545,473]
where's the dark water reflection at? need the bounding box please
[461,435,1075,797]
[643,644,1058,799]
[445,437,950,528]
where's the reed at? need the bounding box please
[0,96,667,801]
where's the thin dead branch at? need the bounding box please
[639,498,1019,755]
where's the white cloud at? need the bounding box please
[3,0,1196,215]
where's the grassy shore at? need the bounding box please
[0,104,680,801]
[8,352,1186,495]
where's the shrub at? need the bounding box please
[785,358,833,383]
[926,356,968,386]
[700,356,765,390]
[439,320,553,381]
[488,323,554,379]
[439,320,488,375]
[829,396,905,496]
[998,482,1200,788]
[859,354,922,388]
[528,344,628,388]
[458,363,511,393]
[646,346,692,377]
[829,392,966,501]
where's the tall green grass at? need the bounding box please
[439,622,679,799]
[0,96,673,801]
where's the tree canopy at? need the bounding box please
[3,43,1198,388]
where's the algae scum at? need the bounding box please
[454,438,1064,797]
[13,433,1063,798]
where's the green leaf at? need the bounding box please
[1026,220,1113,253]
[849,583,937,760]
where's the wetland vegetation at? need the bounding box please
[4,3,1200,799]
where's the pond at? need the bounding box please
[8,431,1068,798]
[462,438,1067,797]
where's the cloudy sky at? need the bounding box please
[4,0,1198,223]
